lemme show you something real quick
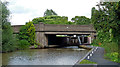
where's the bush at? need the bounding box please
[102,42,119,63]
[105,52,120,63]
[92,40,119,63]
[19,40,30,49]
[92,39,118,53]
[34,44,38,48]
[19,21,36,45]
[101,42,118,53]
[2,32,19,52]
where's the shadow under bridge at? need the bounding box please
[46,34,92,47]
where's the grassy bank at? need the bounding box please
[91,42,120,63]
[80,60,97,64]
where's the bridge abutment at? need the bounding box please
[36,32,48,47]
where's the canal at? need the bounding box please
[2,46,89,65]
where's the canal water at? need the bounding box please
[2,46,89,65]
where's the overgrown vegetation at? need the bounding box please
[91,2,120,63]
[18,21,36,49]
[19,40,30,50]
[105,52,119,63]
[71,16,91,25]
[32,9,91,25]
[32,15,74,25]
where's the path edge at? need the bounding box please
[74,46,97,66]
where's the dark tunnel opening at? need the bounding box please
[47,34,91,46]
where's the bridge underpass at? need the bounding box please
[45,34,92,47]
[12,22,96,47]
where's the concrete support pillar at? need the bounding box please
[36,32,48,47]
[88,37,91,44]
[90,33,95,43]
[82,37,84,43]
[67,37,69,44]
[35,22,48,47]
[44,34,48,47]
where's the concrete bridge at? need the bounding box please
[12,22,96,47]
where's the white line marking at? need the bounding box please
[90,54,92,56]
[87,56,90,60]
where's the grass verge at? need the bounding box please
[80,60,97,64]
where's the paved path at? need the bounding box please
[85,47,119,67]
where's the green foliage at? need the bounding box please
[92,41,119,63]
[80,60,97,64]
[34,44,38,48]
[19,26,28,40]
[101,42,118,53]
[32,17,45,24]
[33,10,91,25]
[71,16,91,25]
[1,2,9,24]
[26,21,36,45]
[96,30,113,43]
[91,38,100,46]
[19,40,30,49]
[2,34,19,52]
[1,2,19,52]
[91,2,120,47]
[34,40,44,48]
[105,52,120,63]
[19,21,36,45]
[32,15,74,25]
[44,9,57,16]
[91,2,120,42]
[91,2,120,63]
[32,9,75,25]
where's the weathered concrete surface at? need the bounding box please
[11,23,96,46]
[11,23,96,33]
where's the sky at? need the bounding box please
[3,0,100,25]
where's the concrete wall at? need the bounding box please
[36,32,48,47]
[11,25,23,33]
[34,23,95,32]
[11,22,96,46]
[12,23,96,33]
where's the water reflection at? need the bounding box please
[2,47,89,65]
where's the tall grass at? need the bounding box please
[101,42,118,53]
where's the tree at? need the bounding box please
[71,16,91,25]
[19,26,28,40]
[1,1,18,52]
[19,21,36,45]
[32,17,45,24]
[91,2,120,63]
[26,21,36,45]
[44,9,57,16]
[91,2,120,43]
[32,9,75,25]
[32,15,74,25]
